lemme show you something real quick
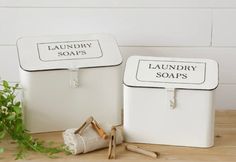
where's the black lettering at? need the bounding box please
[169,73,175,78]
[162,73,169,78]
[161,65,168,70]
[156,72,162,78]
[176,65,184,70]
[176,73,181,79]
[80,44,86,48]
[191,66,197,71]
[64,51,70,56]
[81,50,87,55]
[47,41,93,52]
[57,50,87,57]
[70,51,77,56]
[182,73,187,79]
[87,43,92,48]
[58,45,65,50]
[48,46,53,51]
[148,64,152,69]
[66,44,73,49]
[169,65,176,70]
[149,64,161,69]
[184,66,191,71]
[58,52,63,56]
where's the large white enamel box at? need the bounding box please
[123,56,219,147]
[17,34,123,133]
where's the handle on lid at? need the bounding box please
[69,68,80,88]
[166,88,176,109]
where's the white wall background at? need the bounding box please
[0,0,236,110]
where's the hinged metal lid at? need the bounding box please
[17,34,122,71]
[124,56,219,90]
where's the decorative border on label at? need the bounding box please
[36,40,103,62]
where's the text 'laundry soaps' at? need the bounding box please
[17,34,123,133]
[123,56,219,147]
[148,63,198,79]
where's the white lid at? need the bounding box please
[17,34,122,71]
[124,56,219,90]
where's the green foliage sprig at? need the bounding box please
[0,80,67,159]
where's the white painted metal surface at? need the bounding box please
[1,46,236,109]
[17,34,123,133]
[17,34,122,71]
[123,56,218,147]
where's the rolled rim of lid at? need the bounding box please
[123,55,219,91]
[17,33,123,72]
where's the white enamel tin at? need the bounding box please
[17,34,123,133]
[123,56,219,147]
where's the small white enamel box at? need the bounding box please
[123,56,218,147]
[17,34,123,133]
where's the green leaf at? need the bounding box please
[13,106,21,115]
[15,102,21,107]
[0,147,4,153]
[0,80,67,159]
[12,84,19,91]
[6,114,15,121]
[2,80,9,88]
[15,122,23,133]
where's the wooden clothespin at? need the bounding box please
[74,116,94,135]
[125,144,159,158]
[91,119,108,139]
[108,127,116,159]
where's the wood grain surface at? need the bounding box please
[1,110,236,162]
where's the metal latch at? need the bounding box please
[69,68,80,88]
[166,88,176,109]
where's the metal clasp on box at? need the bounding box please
[166,88,176,109]
[69,67,80,88]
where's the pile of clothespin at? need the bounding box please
[72,116,119,159]
[74,116,108,139]
[64,116,159,159]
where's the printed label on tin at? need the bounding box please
[37,40,103,61]
[136,60,206,84]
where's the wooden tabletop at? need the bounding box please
[1,110,236,162]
